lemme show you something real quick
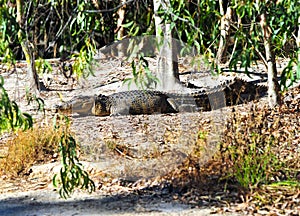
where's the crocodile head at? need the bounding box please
[55,95,95,116]
[92,94,111,116]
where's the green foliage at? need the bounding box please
[220,105,299,189]
[157,0,219,54]
[268,180,300,188]
[280,58,300,89]
[228,133,279,188]
[122,2,154,36]
[0,0,17,63]
[25,88,45,114]
[72,37,96,78]
[123,0,299,89]
[1,0,299,85]
[35,58,53,74]
[123,55,159,90]
[197,130,208,140]
[229,0,299,82]
[53,116,95,199]
[0,76,33,133]
[0,0,152,59]
[0,0,115,78]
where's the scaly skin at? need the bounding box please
[55,78,267,116]
[92,90,179,116]
[55,95,95,116]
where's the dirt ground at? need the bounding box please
[0,57,298,215]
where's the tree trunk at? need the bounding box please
[17,0,40,94]
[216,3,233,64]
[260,13,280,107]
[153,0,163,38]
[115,0,127,57]
[297,16,300,72]
[153,0,179,90]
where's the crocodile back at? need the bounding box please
[92,90,178,116]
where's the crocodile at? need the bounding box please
[55,89,211,116]
[55,77,267,116]
[223,77,267,105]
[91,89,213,116]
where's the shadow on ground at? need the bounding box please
[0,158,243,216]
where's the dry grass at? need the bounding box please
[165,85,300,214]
[0,126,64,178]
[220,96,300,188]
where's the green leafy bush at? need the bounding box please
[220,105,298,189]
[0,76,32,133]
[53,116,95,199]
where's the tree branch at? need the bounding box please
[84,0,134,13]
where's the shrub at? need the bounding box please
[220,104,298,189]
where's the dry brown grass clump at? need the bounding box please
[0,126,64,178]
[220,100,300,187]
[214,86,300,213]
[161,86,300,214]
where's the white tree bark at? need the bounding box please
[17,0,40,94]
[216,3,233,64]
[153,0,179,90]
[153,0,163,38]
[297,16,300,68]
[116,0,127,57]
[260,13,280,107]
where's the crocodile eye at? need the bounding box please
[92,95,109,116]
